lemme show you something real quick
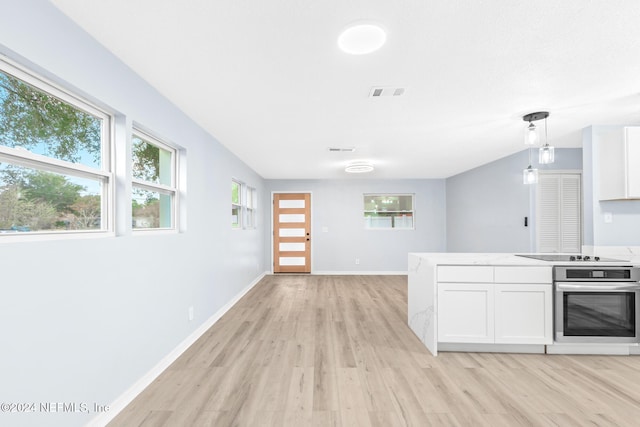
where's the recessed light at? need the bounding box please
[345,161,374,173]
[338,23,386,55]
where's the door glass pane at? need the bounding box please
[279,214,305,223]
[279,257,306,266]
[563,292,635,337]
[279,199,305,208]
[279,242,305,252]
[279,228,305,237]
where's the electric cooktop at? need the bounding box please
[515,254,629,262]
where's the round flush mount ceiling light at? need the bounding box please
[338,23,387,55]
[345,161,374,173]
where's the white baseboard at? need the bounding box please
[87,271,268,427]
[309,270,407,275]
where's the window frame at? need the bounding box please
[245,185,257,229]
[363,193,415,230]
[231,179,243,229]
[0,56,113,239]
[231,180,257,230]
[131,127,179,232]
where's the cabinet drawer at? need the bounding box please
[437,266,494,283]
[494,267,552,284]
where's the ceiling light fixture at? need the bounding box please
[345,161,374,173]
[523,164,538,185]
[537,115,554,164]
[521,111,555,184]
[338,23,386,55]
[523,111,548,146]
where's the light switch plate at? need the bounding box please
[604,212,613,223]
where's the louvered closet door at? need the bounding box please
[536,173,582,253]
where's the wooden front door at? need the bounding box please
[273,193,311,273]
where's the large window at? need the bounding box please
[0,58,111,235]
[364,194,414,229]
[131,129,177,230]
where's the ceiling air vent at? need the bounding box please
[369,86,406,97]
[328,147,356,152]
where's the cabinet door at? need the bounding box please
[437,284,494,343]
[494,284,552,345]
[626,127,640,198]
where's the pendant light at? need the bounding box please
[525,121,539,145]
[521,111,553,184]
[523,112,548,146]
[523,143,538,184]
[538,114,554,164]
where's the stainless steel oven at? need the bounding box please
[554,266,640,343]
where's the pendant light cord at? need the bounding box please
[545,116,548,147]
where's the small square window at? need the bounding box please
[364,194,415,229]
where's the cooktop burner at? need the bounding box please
[515,254,629,262]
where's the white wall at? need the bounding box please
[446,148,583,252]
[265,179,447,272]
[0,1,264,426]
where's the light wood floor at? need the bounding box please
[109,275,640,426]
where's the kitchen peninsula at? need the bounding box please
[408,253,640,356]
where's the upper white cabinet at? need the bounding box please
[598,126,640,200]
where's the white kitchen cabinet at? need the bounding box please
[437,266,552,345]
[494,284,553,344]
[598,126,640,200]
[438,283,494,343]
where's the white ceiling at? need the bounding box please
[50,0,640,179]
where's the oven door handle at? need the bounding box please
[556,282,640,291]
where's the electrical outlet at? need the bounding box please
[355,258,360,265]
[188,306,194,321]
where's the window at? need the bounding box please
[231,180,242,229]
[364,194,414,229]
[231,180,257,229]
[0,58,111,235]
[131,129,177,230]
[245,186,257,229]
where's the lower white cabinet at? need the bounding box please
[438,284,494,343]
[494,284,552,344]
[437,278,552,345]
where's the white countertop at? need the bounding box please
[408,252,639,267]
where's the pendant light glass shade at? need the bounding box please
[523,165,538,184]
[525,122,539,145]
[539,144,555,164]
